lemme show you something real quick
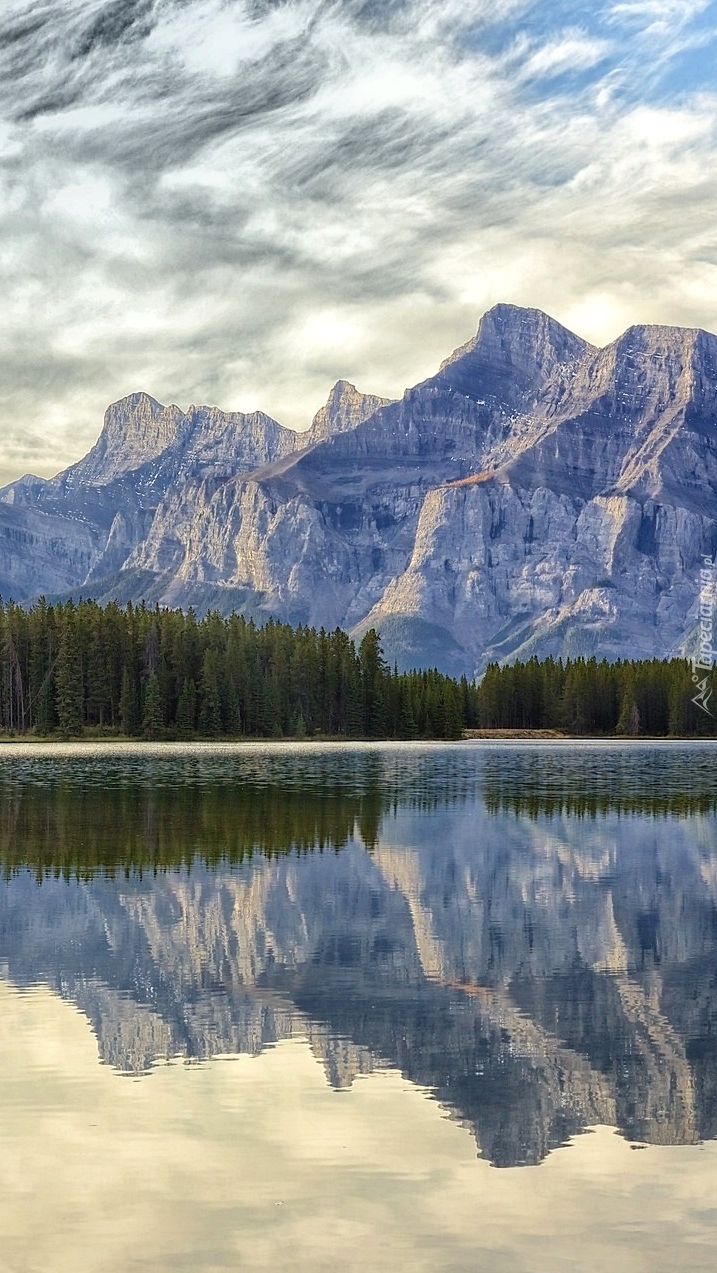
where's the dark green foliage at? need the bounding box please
[198,649,222,735]
[54,605,83,737]
[476,655,717,737]
[359,629,387,737]
[142,672,164,740]
[0,602,478,739]
[119,667,140,737]
[0,596,713,738]
[176,678,197,737]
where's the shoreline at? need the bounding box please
[0,731,715,747]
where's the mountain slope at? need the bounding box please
[1,304,716,674]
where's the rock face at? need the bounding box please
[2,303,717,673]
[306,380,392,444]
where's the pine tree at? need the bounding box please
[119,667,140,737]
[142,672,163,740]
[441,680,464,739]
[55,609,83,736]
[616,674,641,736]
[199,650,222,735]
[175,678,197,737]
[3,616,26,733]
[667,665,689,736]
[359,629,388,737]
[85,604,111,727]
[561,661,588,734]
[27,600,56,734]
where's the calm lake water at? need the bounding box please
[1,740,717,1272]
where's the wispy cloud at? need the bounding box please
[0,0,716,482]
[606,0,716,76]
[515,31,613,82]
[608,0,711,30]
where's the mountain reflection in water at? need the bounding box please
[1,742,716,1169]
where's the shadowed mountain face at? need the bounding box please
[1,743,717,1168]
[2,304,717,673]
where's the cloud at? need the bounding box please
[608,0,711,30]
[605,0,716,81]
[515,31,613,82]
[0,0,716,480]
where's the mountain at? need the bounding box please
[305,379,392,444]
[2,303,716,675]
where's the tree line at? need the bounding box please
[0,597,714,738]
[478,655,717,736]
[0,598,470,739]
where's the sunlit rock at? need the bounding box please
[1,304,715,671]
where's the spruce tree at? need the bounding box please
[616,676,641,736]
[359,629,388,737]
[199,650,222,735]
[667,667,689,736]
[55,610,83,736]
[176,678,197,737]
[119,667,140,737]
[142,672,163,740]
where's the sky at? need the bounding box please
[0,0,716,483]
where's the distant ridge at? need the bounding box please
[1,303,716,675]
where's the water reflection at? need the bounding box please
[1,742,716,1168]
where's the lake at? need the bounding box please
[1,740,716,1272]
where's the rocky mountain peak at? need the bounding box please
[608,322,700,371]
[432,303,593,407]
[308,379,392,444]
[65,392,190,487]
[553,321,715,442]
[179,404,297,471]
[2,302,716,677]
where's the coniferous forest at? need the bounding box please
[0,598,468,739]
[0,597,714,739]
[478,655,717,737]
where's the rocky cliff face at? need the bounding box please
[306,380,392,444]
[2,304,716,673]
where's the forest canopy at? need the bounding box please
[0,598,714,739]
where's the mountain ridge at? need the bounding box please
[2,303,716,675]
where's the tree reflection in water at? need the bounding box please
[0,742,716,1167]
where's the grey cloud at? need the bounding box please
[0,13,51,49]
[14,45,329,170]
[325,0,412,32]
[273,123,455,214]
[0,3,471,193]
[1,0,717,470]
[73,0,156,58]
